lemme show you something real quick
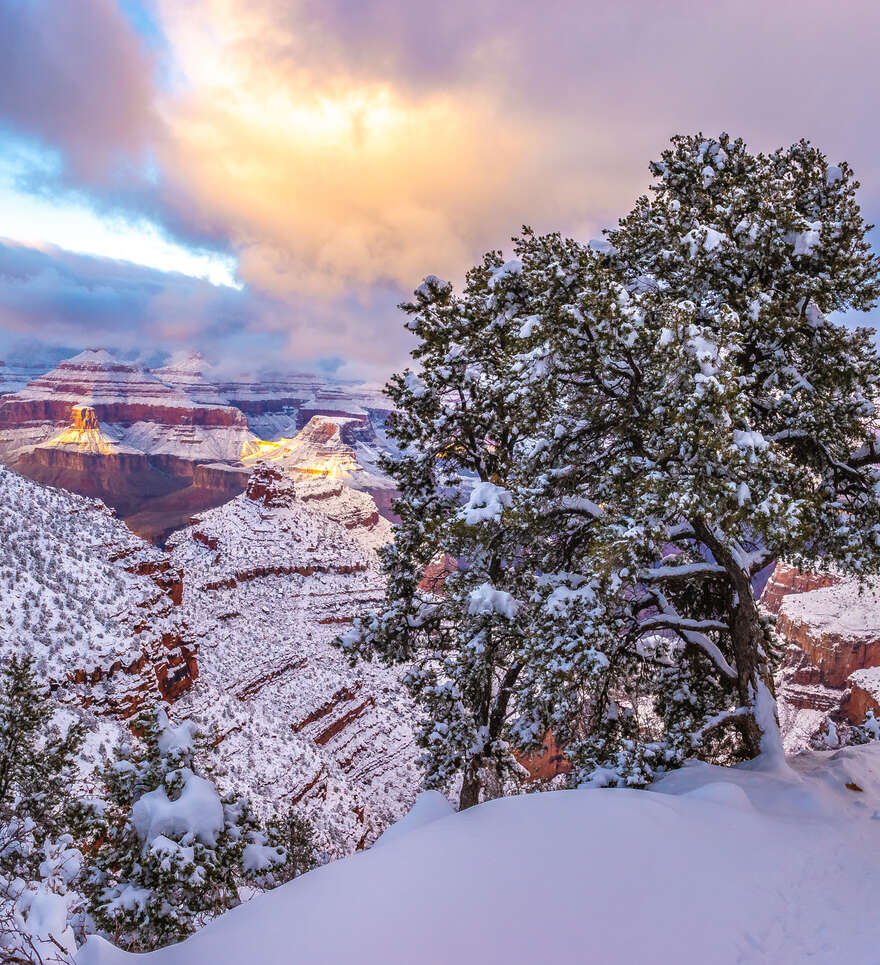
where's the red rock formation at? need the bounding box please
[245,463,295,507]
[419,554,458,594]
[68,545,199,717]
[0,350,246,429]
[770,565,880,741]
[193,462,250,493]
[760,563,842,614]
[0,357,256,544]
[776,592,880,690]
[843,676,880,725]
[517,731,571,781]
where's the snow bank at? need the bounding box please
[77,745,880,965]
[373,791,454,848]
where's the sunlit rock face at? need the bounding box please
[0,350,256,541]
[765,563,880,750]
[0,349,254,463]
[0,349,247,430]
[166,460,418,854]
[0,353,401,545]
[244,416,362,479]
[243,415,398,531]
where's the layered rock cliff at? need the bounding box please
[0,460,419,855]
[242,415,398,525]
[0,351,257,540]
[0,349,247,430]
[166,464,417,853]
[765,563,880,750]
[0,464,196,718]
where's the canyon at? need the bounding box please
[0,349,398,544]
[0,457,416,856]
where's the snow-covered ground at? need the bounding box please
[77,746,880,965]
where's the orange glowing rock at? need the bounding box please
[43,404,122,455]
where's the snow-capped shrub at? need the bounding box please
[82,710,311,952]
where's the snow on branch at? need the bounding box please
[639,615,728,633]
[638,562,727,582]
[691,706,750,745]
[643,590,737,679]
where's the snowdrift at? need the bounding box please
[78,746,880,965]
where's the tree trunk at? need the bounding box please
[693,520,779,760]
[728,579,774,759]
[459,761,482,810]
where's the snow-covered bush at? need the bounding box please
[82,710,306,952]
[850,709,880,745]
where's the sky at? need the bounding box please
[1,0,879,379]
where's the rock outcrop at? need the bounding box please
[0,349,247,429]
[766,563,880,750]
[166,462,417,854]
[241,415,398,531]
[843,669,880,726]
[0,351,257,542]
[0,455,417,857]
[760,563,842,615]
[0,464,196,718]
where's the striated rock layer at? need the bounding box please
[0,464,197,718]
[0,460,419,856]
[0,351,256,541]
[0,349,246,429]
[166,463,418,853]
[765,563,880,750]
[760,562,842,615]
[0,352,403,545]
[242,415,398,526]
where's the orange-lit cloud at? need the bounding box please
[2,0,880,374]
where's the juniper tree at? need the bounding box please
[256,807,317,888]
[0,655,84,877]
[340,261,559,809]
[516,134,880,781]
[0,656,86,963]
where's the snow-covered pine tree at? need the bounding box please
[255,807,317,889]
[82,710,289,952]
[0,655,86,962]
[339,260,560,809]
[0,655,85,847]
[516,134,880,781]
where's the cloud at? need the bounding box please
[0,239,411,378]
[1,0,879,375]
[0,0,159,181]
[150,0,880,295]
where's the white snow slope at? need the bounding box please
[78,746,880,965]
